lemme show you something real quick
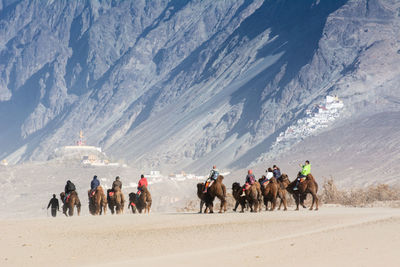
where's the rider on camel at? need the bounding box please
[273,165,281,179]
[112,176,122,191]
[90,175,100,196]
[293,160,311,190]
[241,169,255,196]
[261,168,273,186]
[137,174,148,197]
[203,165,219,193]
[64,180,76,203]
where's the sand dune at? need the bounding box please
[1,207,399,267]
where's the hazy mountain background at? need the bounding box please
[1,0,399,180]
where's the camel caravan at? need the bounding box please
[198,161,318,213]
[56,161,317,217]
[59,174,151,216]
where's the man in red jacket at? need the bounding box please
[137,174,148,197]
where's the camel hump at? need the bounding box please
[306,173,315,180]
[141,185,149,193]
[216,175,224,182]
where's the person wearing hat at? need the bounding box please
[47,194,59,217]
[203,165,219,193]
[112,176,122,191]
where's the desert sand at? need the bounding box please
[1,206,399,267]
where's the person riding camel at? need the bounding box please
[293,160,311,190]
[273,165,281,179]
[90,175,100,197]
[261,168,273,186]
[203,165,219,193]
[137,174,148,197]
[64,180,76,203]
[47,194,59,217]
[241,169,255,196]
[112,176,122,191]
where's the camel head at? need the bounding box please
[232,182,241,192]
[197,183,205,195]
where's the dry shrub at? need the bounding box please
[321,179,400,207]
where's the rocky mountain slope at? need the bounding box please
[1,0,399,174]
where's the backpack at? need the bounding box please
[68,182,76,192]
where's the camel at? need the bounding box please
[244,181,262,212]
[259,177,279,211]
[232,182,246,212]
[60,191,81,217]
[128,193,138,213]
[88,186,107,215]
[286,173,319,211]
[128,186,152,214]
[196,183,209,213]
[203,175,227,213]
[276,173,290,211]
[107,187,125,214]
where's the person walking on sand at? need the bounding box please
[47,194,59,217]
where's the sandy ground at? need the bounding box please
[1,207,399,267]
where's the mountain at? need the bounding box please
[1,0,399,174]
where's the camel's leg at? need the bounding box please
[62,205,68,216]
[69,205,74,217]
[233,200,239,212]
[277,191,282,210]
[254,201,259,213]
[222,197,227,212]
[218,197,226,213]
[199,200,204,213]
[295,194,300,211]
[310,192,319,211]
[270,197,277,211]
[281,194,288,211]
[208,202,214,214]
[300,194,307,208]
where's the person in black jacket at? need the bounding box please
[47,194,59,217]
[64,180,76,203]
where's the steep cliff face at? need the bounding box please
[0,0,399,172]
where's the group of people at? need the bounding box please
[47,174,149,217]
[202,160,312,196]
[48,161,313,217]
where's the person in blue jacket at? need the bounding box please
[90,175,100,195]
